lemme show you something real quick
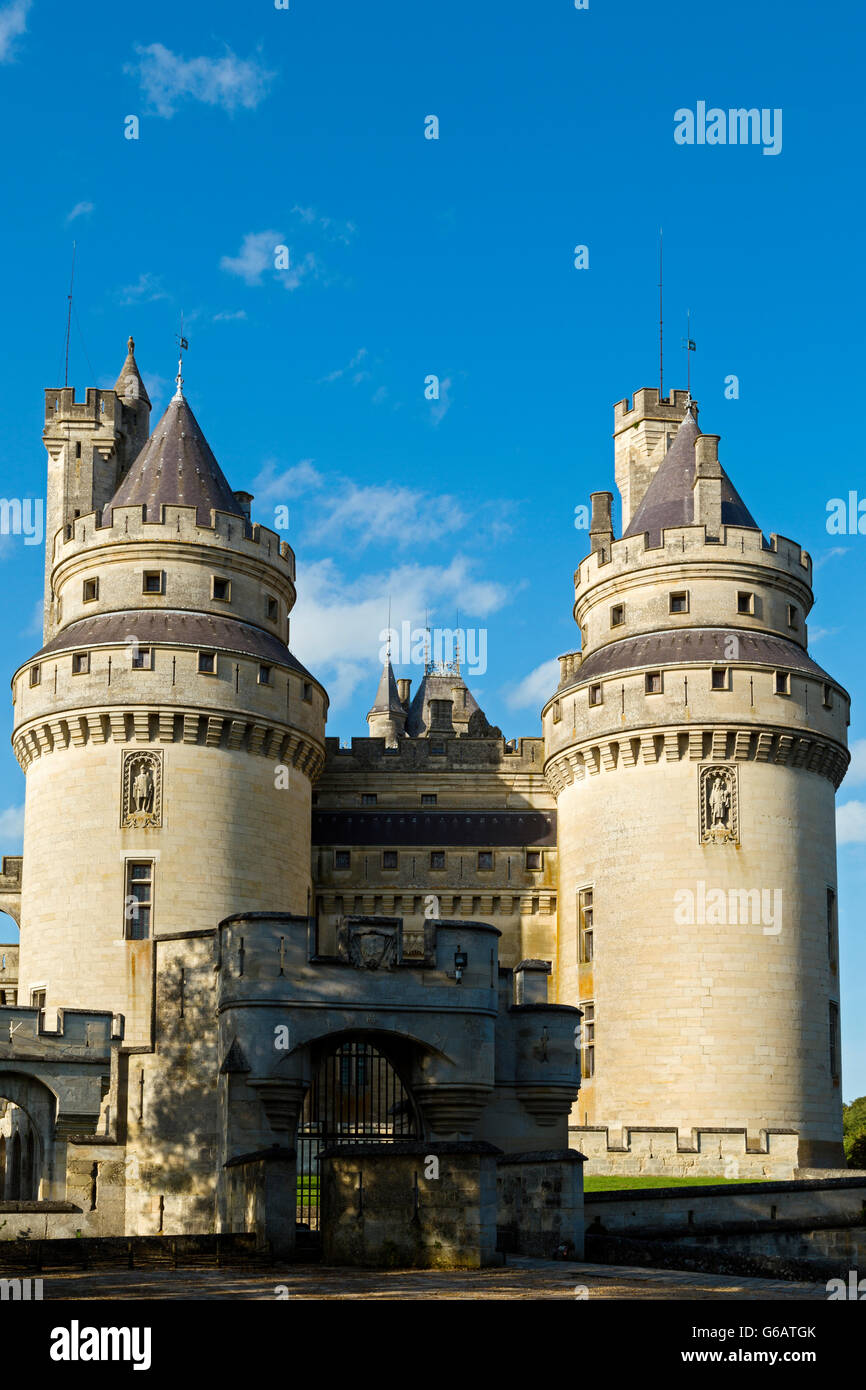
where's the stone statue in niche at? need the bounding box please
[121,750,162,829]
[699,764,738,845]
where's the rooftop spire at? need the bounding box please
[114,334,151,406]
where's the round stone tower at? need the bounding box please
[13,350,327,1045]
[544,391,850,1175]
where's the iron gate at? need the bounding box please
[296,1039,418,1231]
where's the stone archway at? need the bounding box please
[0,1072,58,1202]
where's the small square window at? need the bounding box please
[198,651,216,675]
[430,851,445,870]
[266,596,279,622]
[669,591,688,614]
[132,646,153,670]
[478,851,493,871]
[644,671,662,694]
[302,682,313,703]
[258,664,271,685]
[421,793,437,807]
[711,667,728,691]
[83,578,99,602]
[737,591,754,615]
[775,671,790,695]
[30,988,46,1010]
[787,604,799,630]
[29,665,40,687]
[823,683,833,709]
[430,743,446,755]
[72,651,90,675]
[361,793,377,806]
[212,577,231,602]
[335,850,351,870]
[610,604,625,627]
[382,851,398,870]
[551,700,562,724]
[589,683,603,707]
[143,571,163,595]
[526,851,541,871]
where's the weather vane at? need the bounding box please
[681,309,696,399]
[174,313,188,399]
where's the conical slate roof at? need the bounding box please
[405,666,502,739]
[114,336,150,406]
[624,409,758,545]
[368,657,404,716]
[106,391,244,526]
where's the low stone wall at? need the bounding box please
[321,1141,502,1269]
[497,1150,585,1258]
[223,1146,297,1257]
[573,1126,800,1180]
[0,1232,261,1270]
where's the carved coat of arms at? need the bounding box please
[699,764,738,845]
[121,750,162,829]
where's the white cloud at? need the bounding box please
[66,200,93,223]
[837,800,866,845]
[252,458,323,508]
[813,547,849,571]
[212,309,247,322]
[0,0,30,64]
[0,803,24,843]
[304,481,467,551]
[504,659,561,712]
[220,230,284,287]
[129,42,275,118]
[282,250,321,292]
[118,272,169,305]
[318,348,368,385]
[291,204,356,245]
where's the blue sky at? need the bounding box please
[0,0,863,1098]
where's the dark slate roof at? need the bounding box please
[624,411,759,545]
[368,658,404,716]
[33,609,316,678]
[105,393,245,526]
[406,668,502,739]
[113,336,151,407]
[575,629,833,682]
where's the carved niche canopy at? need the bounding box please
[699,763,739,846]
[121,749,163,829]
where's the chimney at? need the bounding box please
[589,491,614,557]
[234,491,253,522]
[692,435,722,538]
[513,959,552,1006]
[397,678,412,707]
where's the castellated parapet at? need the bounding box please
[545,394,850,1175]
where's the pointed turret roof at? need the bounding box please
[114,336,151,406]
[624,406,758,545]
[105,390,245,526]
[405,665,502,739]
[368,656,404,717]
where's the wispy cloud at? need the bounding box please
[291,204,356,245]
[65,200,94,223]
[837,799,866,845]
[0,0,30,64]
[118,272,170,305]
[317,348,368,385]
[504,659,560,712]
[813,546,849,571]
[128,42,275,118]
[212,309,247,322]
[220,230,285,286]
[252,458,323,507]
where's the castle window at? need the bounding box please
[258,664,271,685]
[30,988,46,1010]
[644,671,662,694]
[827,887,838,971]
[430,851,445,870]
[823,683,833,709]
[669,591,689,614]
[198,651,216,675]
[82,578,99,602]
[266,596,279,622]
[143,571,164,595]
[421,793,437,807]
[829,1001,840,1080]
[212,576,231,602]
[430,743,446,755]
[589,683,603,707]
[552,700,562,724]
[361,793,377,806]
[125,861,153,939]
[29,665,40,688]
[72,652,90,675]
[737,591,754,615]
[382,851,398,871]
[75,441,82,459]
[578,888,593,962]
[335,850,351,870]
[302,682,313,703]
[774,670,790,695]
[478,851,493,871]
[787,604,799,630]
[581,1001,595,1079]
[526,851,541,871]
[711,667,729,691]
[610,604,625,628]
[132,647,153,670]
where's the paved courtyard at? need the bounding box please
[30,1258,829,1301]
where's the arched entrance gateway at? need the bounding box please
[0,1094,43,1202]
[297,1035,420,1232]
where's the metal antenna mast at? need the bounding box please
[64,242,77,388]
[658,229,664,400]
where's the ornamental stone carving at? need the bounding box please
[121,749,162,829]
[699,763,738,845]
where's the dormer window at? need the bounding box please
[212,577,231,602]
[610,604,625,628]
[82,578,99,602]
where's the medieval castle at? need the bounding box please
[0,337,850,1257]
